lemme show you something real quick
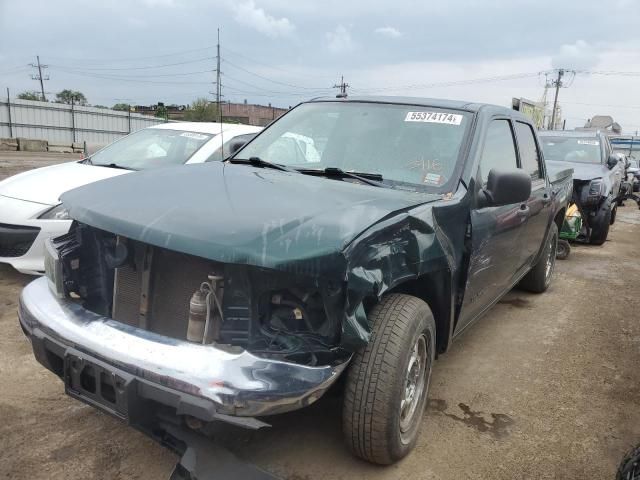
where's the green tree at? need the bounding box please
[93,105,108,109]
[155,103,168,120]
[55,89,88,106]
[17,91,41,101]
[183,98,219,122]
[112,103,130,111]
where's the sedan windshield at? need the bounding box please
[236,102,472,190]
[540,136,602,164]
[90,128,214,170]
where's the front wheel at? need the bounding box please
[519,223,558,293]
[610,204,617,225]
[342,294,436,465]
[590,201,612,245]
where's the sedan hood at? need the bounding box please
[61,162,439,276]
[546,159,608,182]
[0,161,129,206]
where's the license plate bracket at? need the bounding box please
[64,349,135,422]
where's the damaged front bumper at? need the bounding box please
[18,277,349,425]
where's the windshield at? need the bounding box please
[236,102,472,190]
[539,136,603,164]
[90,128,214,170]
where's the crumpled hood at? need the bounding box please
[61,162,440,276]
[0,161,129,206]
[546,159,607,182]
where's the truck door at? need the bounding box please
[457,119,529,333]
[514,121,552,265]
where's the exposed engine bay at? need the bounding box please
[52,222,348,367]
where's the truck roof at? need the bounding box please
[538,130,602,138]
[307,96,516,115]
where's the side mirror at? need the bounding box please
[483,169,532,206]
[228,140,246,155]
[607,155,619,169]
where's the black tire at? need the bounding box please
[519,223,558,293]
[342,294,436,465]
[556,239,570,260]
[590,201,612,245]
[616,443,640,480]
[611,204,617,225]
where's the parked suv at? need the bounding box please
[20,97,571,465]
[540,130,625,245]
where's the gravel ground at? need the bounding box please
[1,152,639,479]
[0,151,81,181]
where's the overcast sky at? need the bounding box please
[1,0,640,131]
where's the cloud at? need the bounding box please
[326,25,355,53]
[552,40,599,71]
[139,0,178,6]
[374,26,402,38]
[233,0,295,38]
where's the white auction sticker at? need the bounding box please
[180,132,209,140]
[577,140,599,146]
[423,173,444,185]
[405,111,463,125]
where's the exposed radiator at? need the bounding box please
[112,241,219,339]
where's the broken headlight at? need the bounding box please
[38,204,71,220]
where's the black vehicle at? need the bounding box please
[539,130,626,245]
[19,97,571,465]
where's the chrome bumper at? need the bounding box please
[19,277,349,419]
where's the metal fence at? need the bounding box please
[0,94,169,145]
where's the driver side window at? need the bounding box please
[479,120,518,185]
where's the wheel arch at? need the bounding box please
[553,207,566,233]
[385,268,454,356]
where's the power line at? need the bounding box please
[222,46,336,81]
[353,71,546,93]
[51,66,215,78]
[50,56,215,71]
[222,72,331,96]
[49,68,211,85]
[222,59,327,90]
[45,45,216,64]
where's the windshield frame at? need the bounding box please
[86,127,215,170]
[230,99,476,194]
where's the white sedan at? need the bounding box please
[0,122,261,274]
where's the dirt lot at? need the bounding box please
[1,152,640,479]
[0,151,82,181]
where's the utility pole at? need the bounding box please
[333,75,349,98]
[549,69,564,130]
[29,55,49,101]
[216,28,222,124]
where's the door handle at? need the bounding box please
[517,205,530,217]
[542,193,552,205]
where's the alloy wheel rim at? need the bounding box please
[400,334,428,433]
[545,234,557,284]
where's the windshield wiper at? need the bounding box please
[297,167,391,188]
[93,163,135,171]
[228,156,298,173]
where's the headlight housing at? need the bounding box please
[587,178,604,197]
[38,204,71,220]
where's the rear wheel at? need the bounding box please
[342,294,436,465]
[519,223,558,293]
[556,239,570,260]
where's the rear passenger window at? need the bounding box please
[480,120,518,185]
[515,122,541,180]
